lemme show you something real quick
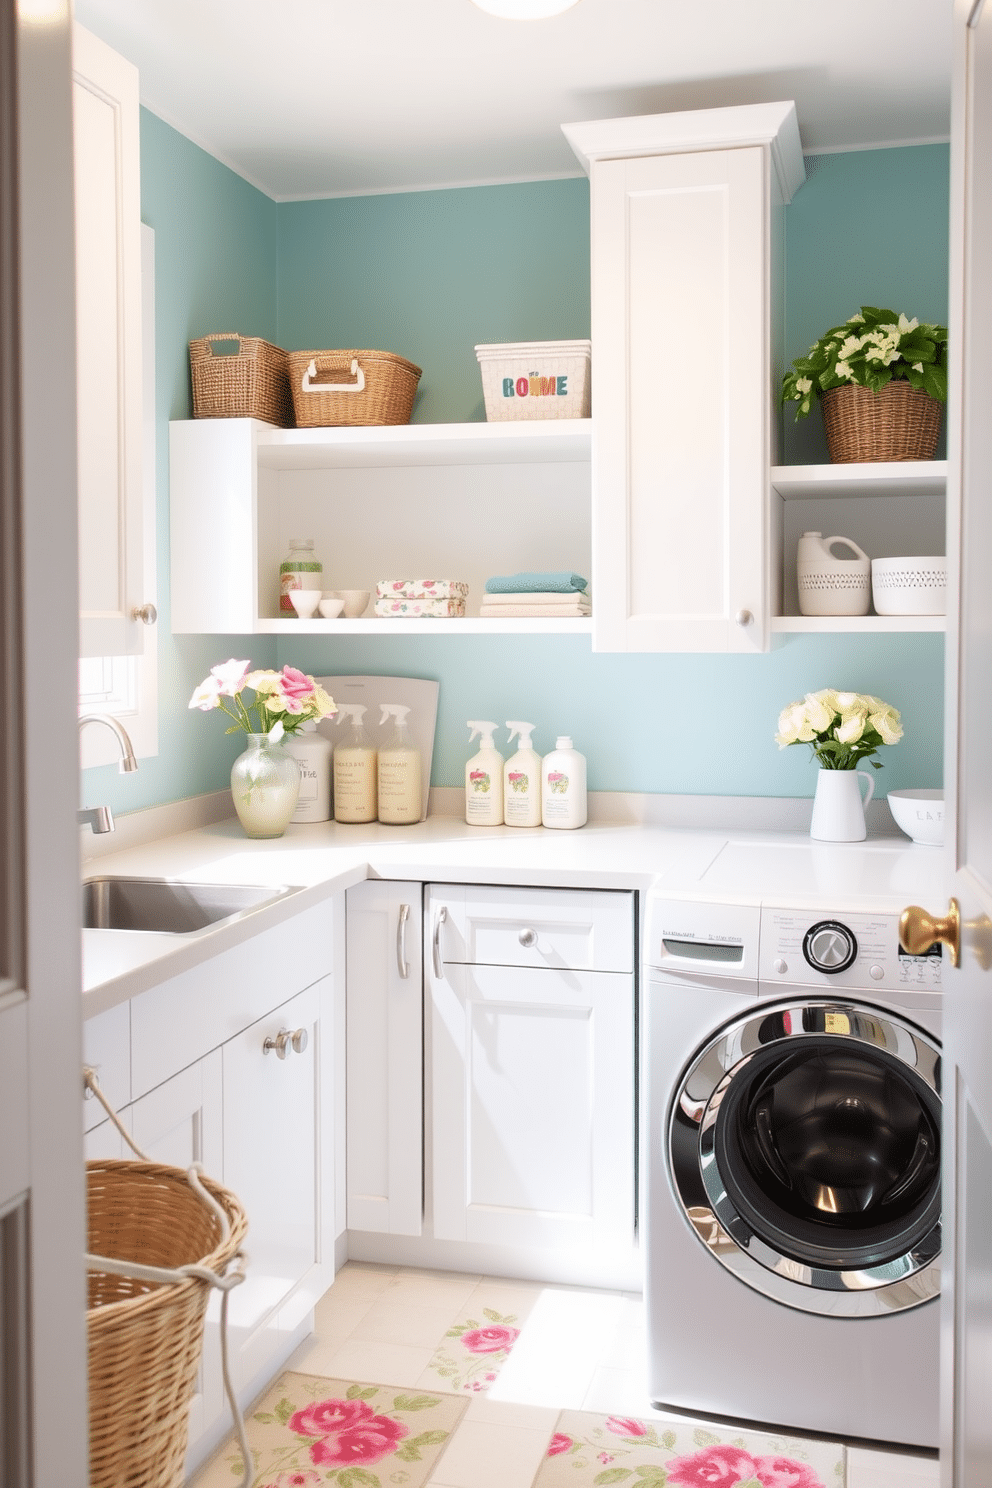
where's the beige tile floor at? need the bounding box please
[189,1261,941,1488]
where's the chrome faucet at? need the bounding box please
[78,713,138,833]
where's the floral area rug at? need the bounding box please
[214,1372,468,1488]
[532,1410,846,1488]
[420,1299,532,1393]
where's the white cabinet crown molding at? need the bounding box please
[562,100,806,204]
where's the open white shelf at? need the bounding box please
[771,460,947,500]
[258,615,593,636]
[770,460,948,634]
[255,418,593,470]
[772,614,946,634]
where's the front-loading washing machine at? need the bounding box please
[644,880,942,1449]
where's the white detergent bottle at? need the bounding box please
[378,704,422,825]
[503,721,542,827]
[283,720,333,823]
[333,704,377,823]
[465,721,504,825]
[542,736,587,829]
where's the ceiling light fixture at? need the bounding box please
[471,0,580,18]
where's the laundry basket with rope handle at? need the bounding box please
[84,1071,252,1488]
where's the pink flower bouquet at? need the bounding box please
[189,659,335,741]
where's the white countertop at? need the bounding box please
[81,810,949,1017]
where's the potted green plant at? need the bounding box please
[781,306,948,463]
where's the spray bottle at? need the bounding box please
[333,704,377,823]
[465,721,504,826]
[503,721,542,827]
[378,704,422,825]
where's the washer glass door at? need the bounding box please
[669,1000,941,1316]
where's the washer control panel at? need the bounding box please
[762,907,943,991]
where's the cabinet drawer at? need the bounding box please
[431,884,633,974]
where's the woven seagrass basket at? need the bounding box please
[189,333,293,427]
[822,381,943,463]
[288,348,422,427]
[87,1159,248,1488]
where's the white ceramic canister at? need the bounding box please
[283,722,333,822]
[796,532,871,617]
[871,556,947,616]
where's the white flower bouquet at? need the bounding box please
[781,306,947,421]
[776,689,903,770]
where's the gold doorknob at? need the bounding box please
[899,899,961,968]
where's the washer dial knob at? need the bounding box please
[802,919,858,974]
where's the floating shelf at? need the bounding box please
[259,616,594,637]
[771,461,947,500]
[771,614,946,634]
[255,418,593,471]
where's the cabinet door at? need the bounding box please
[221,980,325,1394]
[72,25,144,657]
[346,882,423,1236]
[435,882,633,973]
[590,146,768,652]
[429,953,634,1253]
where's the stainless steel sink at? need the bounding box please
[82,876,297,934]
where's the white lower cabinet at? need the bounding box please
[346,880,637,1281]
[83,898,341,1476]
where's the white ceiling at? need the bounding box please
[74,0,952,201]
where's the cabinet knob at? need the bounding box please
[735,609,753,627]
[518,927,538,948]
[130,602,158,625]
[263,1026,308,1059]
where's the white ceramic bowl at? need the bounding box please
[329,589,370,619]
[318,597,345,619]
[871,556,947,615]
[289,588,322,619]
[887,788,945,846]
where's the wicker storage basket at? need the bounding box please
[189,333,293,427]
[822,382,943,463]
[287,348,422,427]
[87,1159,248,1488]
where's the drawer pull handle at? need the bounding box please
[432,904,448,980]
[263,1026,308,1059]
[397,903,411,979]
[518,927,538,948]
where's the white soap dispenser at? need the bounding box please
[333,704,377,823]
[283,720,333,823]
[465,721,504,826]
[541,736,587,829]
[377,704,422,825]
[503,721,542,827]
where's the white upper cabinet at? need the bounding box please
[73,24,145,656]
[564,103,805,653]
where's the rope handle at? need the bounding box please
[82,1067,253,1487]
[301,355,366,394]
[197,333,247,353]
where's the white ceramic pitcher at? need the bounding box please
[809,768,875,842]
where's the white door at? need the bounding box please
[932,4,992,1481]
[0,6,89,1483]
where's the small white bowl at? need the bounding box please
[888,788,945,846]
[329,589,370,619]
[289,588,322,619]
[318,597,345,619]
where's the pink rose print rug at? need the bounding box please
[531,1410,845,1488]
[421,1301,533,1393]
[212,1372,468,1488]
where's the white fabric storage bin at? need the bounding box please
[871,556,947,615]
[475,339,591,421]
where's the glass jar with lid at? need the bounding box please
[279,537,323,614]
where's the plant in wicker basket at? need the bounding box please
[781,306,948,462]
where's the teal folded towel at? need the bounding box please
[485,571,588,594]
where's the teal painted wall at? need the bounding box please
[86,130,950,814]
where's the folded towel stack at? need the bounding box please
[481,571,590,618]
[374,578,468,618]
